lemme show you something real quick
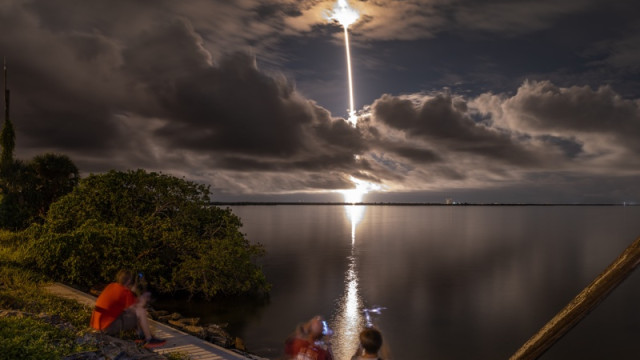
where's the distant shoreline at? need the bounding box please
[212,202,637,206]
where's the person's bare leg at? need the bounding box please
[133,304,152,340]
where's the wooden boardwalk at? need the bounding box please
[44,283,262,360]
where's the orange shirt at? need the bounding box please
[90,282,137,330]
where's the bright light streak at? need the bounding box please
[339,176,382,204]
[328,0,360,126]
[344,26,357,125]
[346,205,364,244]
[332,254,362,360]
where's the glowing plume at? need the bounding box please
[329,0,360,126]
[330,0,360,28]
[339,176,382,204]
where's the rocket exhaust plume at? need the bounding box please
[328,2,385,204]
[329,0,360,126]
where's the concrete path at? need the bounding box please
[44,283,262,360]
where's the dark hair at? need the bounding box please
[360,328,383,354]
[116,269,134,286]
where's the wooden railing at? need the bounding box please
[510,236,640,359]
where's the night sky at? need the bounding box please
[1,0,639,203]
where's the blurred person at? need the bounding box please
[90,269,166,348]
[285,315,333,360]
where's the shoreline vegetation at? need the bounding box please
[0,169,271,359]
[0,232,259,359]
[13,170,270,300]
[0,254,187,359]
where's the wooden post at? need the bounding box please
[510,235,640,360]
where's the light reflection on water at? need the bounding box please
[331,205,366,360]
[166,205,640,360]
[346,205,365,245]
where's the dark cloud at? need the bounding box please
[502,81,639,135]
[1,0,639,201]
[370,93,540,166]
[452,0,596,35]
[378,144,442,165]
[476,81,640,156]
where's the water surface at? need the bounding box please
[159,205,640,359]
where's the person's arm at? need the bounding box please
[122,287,139,309]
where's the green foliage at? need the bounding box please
[164,352,193,360]
[24,169,269,298]
[30,154,80,217]
[0,259,95,359]
[0,262,91,330]
[0,160,37,230]
[0,316,93,360]
[0,154,79,230]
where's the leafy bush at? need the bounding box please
[23,169,269,298]
[0,154,79,230]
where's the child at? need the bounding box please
[351,328,383,360]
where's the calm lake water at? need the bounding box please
[158,205,640,359]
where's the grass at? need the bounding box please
[0,230,192,360]
[0,231,96,359]
[0,316,92,360]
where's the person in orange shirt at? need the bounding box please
[90,269,166,348]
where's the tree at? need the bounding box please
[0,115,14,170]
[0,154,79,230]
[25,169,269,299]
[29,153,79,219]
[1,61,14,171]
[0,160,35,230]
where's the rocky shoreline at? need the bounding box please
[149,309,267,360]
[149,310,241,350]
[85,286,266,359]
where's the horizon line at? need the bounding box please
[210,201,637,206]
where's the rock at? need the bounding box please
[157,312,182,323]
[204,324,234,348]
[64,333,165,360]
[235,337,246,351]
[167,316,200,330]
[36,313,76,331]
[75,333,100,346]
[179,317,200,326]
[148,310,169,320]
[183,325,205,336]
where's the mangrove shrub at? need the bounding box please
[0,154,79,230]
[24,169,269,298]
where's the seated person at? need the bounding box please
[285,315,333,360]
[90,269,165,348]
[351,328,383,360]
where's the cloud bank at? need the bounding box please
[1,0,639,202]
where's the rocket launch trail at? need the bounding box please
[343,25,356,125]
[329,0,360,126]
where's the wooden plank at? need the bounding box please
[510,236,640,360]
